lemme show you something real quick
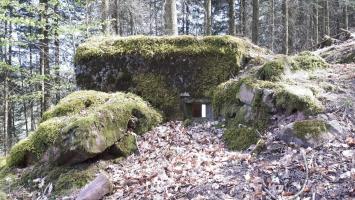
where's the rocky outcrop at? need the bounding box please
[212,52,329,150]
[7,91,162,167]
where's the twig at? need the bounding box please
[284,150,310,200]
[262,180,280,200]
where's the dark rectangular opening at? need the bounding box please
[191,103,202,118]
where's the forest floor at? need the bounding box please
[102,63,355,200]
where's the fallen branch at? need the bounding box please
[130,132,140,155]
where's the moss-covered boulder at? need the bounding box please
[7,91,162,167]
[212,51,328,150]
[74,35,265,119]
[279,120,331,147]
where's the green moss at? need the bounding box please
[0,158,6,169]
[275,85,323,115]
[114,134,137,157]
[293,120,328,140]
[291,51,328,71]
[251,90,271,130]
[75,36,252,119]
[17,163,98,196]
[223,126,259,150]
[42,91,110,121]
[55,167,94,195]
[132,73,180,119]
[75,35,247,64]
[7,91,162,168]
[257,59,285,81]
[212,79,243,116]
[0,191,6,200]
[6,138,34,167]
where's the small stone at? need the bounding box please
[342,150,354,159]
[327,120,343,135]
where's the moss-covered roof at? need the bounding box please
[75,35,248,64]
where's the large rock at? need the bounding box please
[279,119,333,147]
[76,173,113,200]
[7,91,162,167]
[212,51,329,150]
[238,83,255,105]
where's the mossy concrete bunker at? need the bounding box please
[74,35,261,119]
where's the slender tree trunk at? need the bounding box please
[85,0,90,37]
[101,0,110,34]
[288,1,293,54]
[164,0,178,35]
[343,1,348,30]
[129,11,134,35]
[270,0,275,51]
[113,0,120,35]
[55,2,60,104]
[228,0,236,35]
[252,0,259,44]
[282,0,289,55]
[3,69,9,154]
[324,0,330,36]
[314,0,319,43]
[29,27,35,131]
[22,78,29,136]
[241,0,246,36]
[186,2,190,35]
[205,0,212,35]
[40,0,50,115]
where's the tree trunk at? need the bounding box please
[343,1,348,30]
[186,2,190,35]
[324,0,330,36]
[241,0,246,36]
[129,11,134,35]
[21,78,29,136]
[282,0,289,55]
[55,2,60,104]
[314,0,319,43]
[3,68,9,154]
[164,0,178,35]
[205,0,212,35]
[252,0,259,44]
[270,0,275,51]
[228,0,236,35]
[29,27,35,131]
[101,0,110,34]
[40,0,50,115]
[113,0,120,35]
